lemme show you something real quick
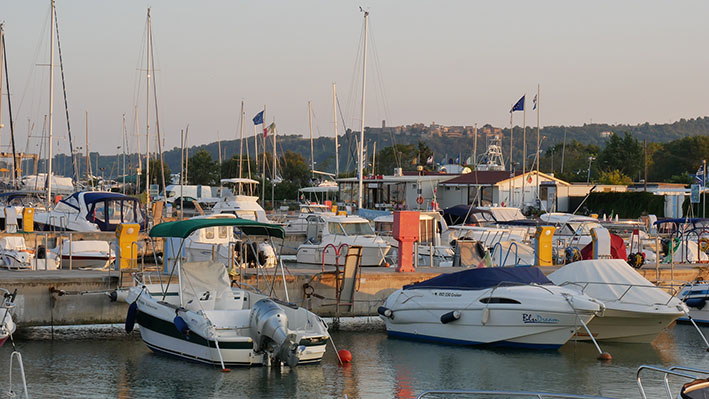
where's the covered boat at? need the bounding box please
[379,267,602,349]
[548,259,687,343]
[124,217,329,368]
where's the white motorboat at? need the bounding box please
[548,258,687,343]
[0,236,59,270]
[379,267,602,349]
[678,281,709,324]
[124,217,329,368]
[32,191,146,232]
[51,239,115,269]
[165,214,277,269]
[0,288,16,348]
[210,178,273,223]
[296,215,390,267]
[280,203,334,236]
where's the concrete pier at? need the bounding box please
[2,263,707,329]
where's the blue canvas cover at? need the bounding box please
[404,267,552,291]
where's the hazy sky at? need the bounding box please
[1,1,708,155]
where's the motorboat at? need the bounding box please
[296,215,390,267]
[32,191,146,232]
[548,258,687,343]
[379,267,602,349]
[124,217,329,368]
[539,212,603,249]
[280,203,334,236]
[0,236,59,270]
[678,281,709,324]
[210,178,273,223]
[51,239,115,269]
[0,288,16,348]
[164,214,277,269]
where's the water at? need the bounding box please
[1,322,709,398]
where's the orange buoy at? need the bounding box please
[384,262,390,268]
[597,352,612,361]
[338,349,352,363]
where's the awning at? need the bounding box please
[149,218,285,239]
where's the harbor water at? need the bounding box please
[2,321,709,398]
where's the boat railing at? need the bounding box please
[6,351,29,399]
[636,365,709,399]
[558,281,680,307]
[416,390,615,399]
[491,241,520,267]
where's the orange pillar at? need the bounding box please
[393,211,419,272]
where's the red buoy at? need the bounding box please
[338,349,352,363]
[597,352,612,361]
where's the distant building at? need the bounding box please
[600,131,614,138]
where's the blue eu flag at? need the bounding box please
[252,110,264,125]
[511,95,525,112]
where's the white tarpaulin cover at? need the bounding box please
[548,259,675,306]
[180,261,233,311]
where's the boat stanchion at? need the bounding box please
[684,311,709,351]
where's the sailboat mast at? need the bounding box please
[357,10,369,210]
[332,83,339,177]
[122,114,127,194]
[271,122,276,206]
[536,84,541,202]
[0,24,4,155]
[308,101,314,174]
[238,101,244,179]
[145,8,152,213]
[47,0,56,209]
[0,24,18,188]
[261,105,266,205]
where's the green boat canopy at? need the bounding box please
[149,218,285,239]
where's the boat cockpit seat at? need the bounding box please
[180,261,235,312]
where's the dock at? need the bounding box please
[2,262,707,329]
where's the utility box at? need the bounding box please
[393,211,419,272]
[22,208,34,232]
[590,227,612,259]
[115,223,140,270]
[534,226,555,266]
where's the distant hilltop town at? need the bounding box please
[367,121,502,138]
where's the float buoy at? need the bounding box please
[125,302,138,333]
[598,352,612,361]
[338,349,352,363]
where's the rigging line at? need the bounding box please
[53,6,78,183]
[345,20,365,133]
[368,27,391,123]
[14,5,52,123]
[2,28,19,187]
[148,20,167,196]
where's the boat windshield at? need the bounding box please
[337,221,375,236]
[569,221,603,235]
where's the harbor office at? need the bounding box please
[336,173,457,210]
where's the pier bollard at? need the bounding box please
[393,211,419,272]
[22,208,35,232]
[534,226,555,266]
[116,224,140,270]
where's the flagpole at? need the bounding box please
[262,104,266,207]
[238,101,244,179]
[521,95,526,207]
[333,83,339,177]
[536,84,540,206]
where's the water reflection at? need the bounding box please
[0,324,707,398]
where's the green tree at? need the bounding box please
[221,155,257,180]
[187,149,219,185]
[598,169,632,185]
[595,132,642,179]
[541,140,600,182]
[279,150,311,188]
[649,136,709,181]
[375,144,417,175]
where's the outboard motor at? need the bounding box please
[249,298,299,367]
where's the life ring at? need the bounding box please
[699,237,709,252]
[416,195,424,205]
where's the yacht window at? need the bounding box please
[235,211,257,221]
[341,222,374,236]
[107,200,122,224]
[122,201,136,223]
[328,222,345,235]
[218,226,228,239]
[570,222,602,236]
[92,202,106,223]
[205,228,215,239]
[479,297,521,304]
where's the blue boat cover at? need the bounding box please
[404,267,552,291]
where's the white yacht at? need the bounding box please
[32,191,146,232]
[211,178,272,223]
[379,267,602,349]
[124,218,329,368]
[296,215,390,267]
[281,203,334,236]
[548,259,687,343]
[0,236,59,270]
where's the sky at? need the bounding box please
[1,1,708,156]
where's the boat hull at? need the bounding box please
[573,308,683,343]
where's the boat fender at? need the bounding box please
[377,306,394,319]
[440,310,462,324]
[125,302,138,333]
[481,308,490,325]
[173,315,190,338]
[686,298,706,310]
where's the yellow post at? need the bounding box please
[116,223,140,269]
[337,210,347,216]
[22,208,35,232]
[535,226,556,266]
[331,205,338,214]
